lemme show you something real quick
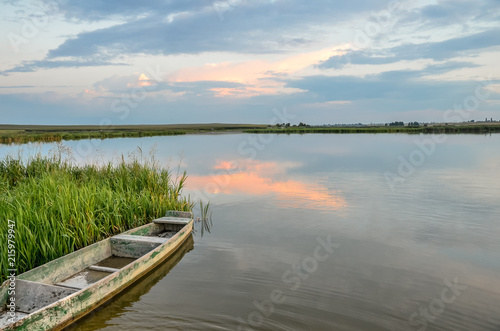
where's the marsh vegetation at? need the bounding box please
[0,149,193,283]
[0,124,268,144]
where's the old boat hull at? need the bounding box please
[0,214,193,331]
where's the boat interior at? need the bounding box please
[0,216,190,328]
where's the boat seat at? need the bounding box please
[110,234,169,258]
[153,217,191,225]
[112,234,168,244]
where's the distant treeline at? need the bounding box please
[244,125,500,134]
[2,123,500,144]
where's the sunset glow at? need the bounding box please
[0,0,498,125]
[187,160,346,211]
[167,46,346,98]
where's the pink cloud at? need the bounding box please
[168,45,348,98]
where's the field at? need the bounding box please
[0,152,193,283]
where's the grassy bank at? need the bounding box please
[244,124,500,134]
[2,123,499,145]
[0,129,186,144]
[0,123,268,144]
[0,154,193,283]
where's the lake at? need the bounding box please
[1,133,499,330]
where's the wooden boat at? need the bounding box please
[73,235,195,329]
[0,211,194,330]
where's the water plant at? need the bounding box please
[197,200,213,237]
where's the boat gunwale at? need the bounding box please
[5,222,157,287]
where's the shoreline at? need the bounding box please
[0,124,267,144]
[1,123,500,144]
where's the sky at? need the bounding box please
[0,0,499,125]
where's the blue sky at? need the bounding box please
[1,0,499,125]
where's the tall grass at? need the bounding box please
[0,153,193,283]
[0,129,186,144]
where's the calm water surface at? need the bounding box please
[2,133,500,330]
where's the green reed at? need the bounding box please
[0,153,193,283]
[197,200,213,238]
[0,129,186,144]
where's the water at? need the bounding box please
[1,133,500,330]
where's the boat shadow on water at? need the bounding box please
[63,234,194,331]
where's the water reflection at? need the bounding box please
[64,235,194,331]
[187,160,347,211]
[194,200,213,238]
[2,134,500,330]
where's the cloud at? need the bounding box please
[6,0,495,74]
[421,61,481,75]
[420,5,448,19]
[1,0,500,125]
[45,0,390,60]
[318,27,500,69]
[0,85,36,88]
[164,45,344,97]
[285,64,500,111]
[0,59,127,75]
[55,0,390,22]
[90,72,250,97]
[417,0,500,25]
[55,0,210,21]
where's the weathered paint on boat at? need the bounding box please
[69,235,195,330]
[0,214,193,331]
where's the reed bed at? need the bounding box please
[0,129,186,144]
[0,153,193,283]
